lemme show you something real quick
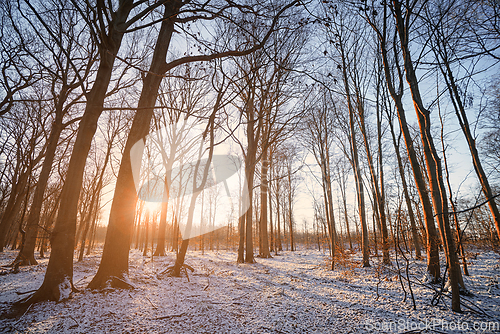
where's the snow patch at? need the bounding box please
[57,276,72,302]
[1,248,499,333]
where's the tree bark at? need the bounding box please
[259,145,271,258]
[392,0,462,311]
[439,53,500,242]
[368,5,440,280]
[387,115,422,260]
[88,4,176,289]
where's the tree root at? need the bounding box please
[88,274,135,291]
[158,263,195,280]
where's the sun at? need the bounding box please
[143,201,162,213]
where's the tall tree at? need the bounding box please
[330,9,371,267]
[364,1,440,281]
[388,0,464,311]
[301,89,338,268]
[10,0,95,266]
[18,0,154,305]
[425,0,500,242]
[90,0,299,286]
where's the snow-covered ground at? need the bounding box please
[1,246,499,333]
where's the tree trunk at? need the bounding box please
[20,0,135,304]
[269,164,274,253]
[358,102,390,264]
[259,146,271,258]
[14,108,64,265]
[339,41,370,267]
[372,9,440,280]
[154,199,169,256]
[339,171,353,250]
[245,163,256,263]
[244,93,258,263]
[0,168,30,251]
[78,199,99,262]
[392,0,462,310]
[440,55,500,242]
[387,116,422,260]
[276,183,282,252]
[172,109,218,275]
[287,171,295,252]
[88,6,176,289]
[143,211,150,257]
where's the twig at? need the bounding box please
[68,315,79,329]
[144,295,158,309]
[382,264,493,317]
[398,329,447,334]
[396,218,416,310]
[153,312,187,320]
[431,264,448,307]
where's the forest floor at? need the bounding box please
[0,245,499,333]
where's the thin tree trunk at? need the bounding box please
[276,184,282,251]
[387,117,422,260]
[287,171,295,252]
[259,146,271,258]
[357,95,390,264]
[269,169,274,253]
[339,40,370,267]
[438,105,469,276]
[143,211,150,257]
[371,9,439,280]
[154,199,169,256]
[15,110,64,265]
[439,53,500,242]
[172,109,218,276]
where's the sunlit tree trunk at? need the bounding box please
[20,0,136,304]
[154,198,169,257]
[357,95,390,265]
[366,5,440,280]
[439,52,500,242]
[89,5,176,289]
[391,0,462,311]
[338,38,370,267]
[439,110,469,276]
[172,109,217,276]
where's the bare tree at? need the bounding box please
[363,1,441,281]
[17,0,160,306]
[90,0,299,287]
[9,0,95,266]
[424,0,500,242]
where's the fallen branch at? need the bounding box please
[68,315,79,329]
[144,295,158,309]
[153,312,187,320]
